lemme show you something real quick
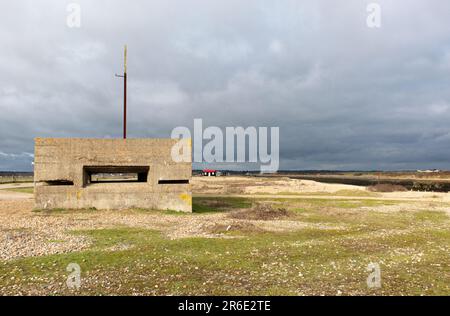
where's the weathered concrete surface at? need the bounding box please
[34,138,192,212]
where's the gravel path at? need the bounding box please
[0,191,237,260]
[0,190,344,261]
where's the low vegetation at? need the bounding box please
[1,187,34,194]
[192,197,251,213]
[0,195,449,295]
[368,183,408,192]
[228,203,292,220]
[0,176,33,184]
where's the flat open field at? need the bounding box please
[269,171,450,192]
[0,176,449,295]
[0,175,33,184]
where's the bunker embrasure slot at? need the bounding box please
[44,180,74,186]
[83,166,149,185]
[158,179,189,184]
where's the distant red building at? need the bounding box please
[202,169,217,176]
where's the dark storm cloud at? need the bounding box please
[1,0,450,171]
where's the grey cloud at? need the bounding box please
[1,0,450,171]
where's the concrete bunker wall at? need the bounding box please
[34,138,192,212]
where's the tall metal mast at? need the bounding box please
[116,45,127,139]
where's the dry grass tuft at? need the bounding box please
[368,183,408,192]
[228,203,292,221]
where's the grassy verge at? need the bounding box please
[1,187,34,194]
[256,189,380,197]
[1,223,449,295]
[0,176,33,184]
[0,196,449,295]
[192,197,252,213]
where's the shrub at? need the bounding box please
[367,183,407,192]
[228,203,291,220]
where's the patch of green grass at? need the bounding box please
[162,209,191,216]
[0,227,361,295]
[334,189,380,197]
[413,210,449,222]
[75,228,160,250]
[267,197,399,210]
[129,208,187,216]
[272,190,380,197]
[2,217,449,295]
[192,196,252,213]
[1,187,34,194]
[0,176,33,184]
[2,196,449,296]
[33,207,98,214]
[193,196,399,212]
[293,207,446,231]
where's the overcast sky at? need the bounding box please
[1,0,450,171]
